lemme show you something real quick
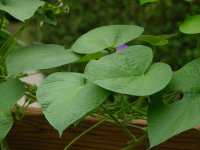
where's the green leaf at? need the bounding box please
[84,45,172,96]
[148,58,200,148]
[137,34,176,46]
[36,72,110,135]
[0,0,45,21]
[0,79,25,140]
[71,25,144,54]
[179,15,200,34]
[6,44,81,76]
[75,52,106,63]
[140,0,159,5]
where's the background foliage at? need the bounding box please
[34,0,200,70]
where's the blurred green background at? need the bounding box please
[29,0,200,69]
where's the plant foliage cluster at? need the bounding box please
[0,0,200,150]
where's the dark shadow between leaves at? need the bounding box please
[163,90,184,104]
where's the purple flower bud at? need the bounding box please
[116,44,128,52]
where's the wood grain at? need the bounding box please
[6,108,200,150]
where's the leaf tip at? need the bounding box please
[58,130,63,138]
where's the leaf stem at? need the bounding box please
[132,96,147,115]
[64,118,105,150]
[0,139,9,150]
[25,93,37,100]
[0,140,4,150]
[100,105,137,142]
[132,106,146,116]
[0,11,4,33]
[67,64,71,72]
[121,130,148,150]
[2,139,9,150]
[126,123,146,131]
[0,20,31,58]
[64,102,136,150]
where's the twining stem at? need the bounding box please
[0,20,31,58]
[0,65,5,76]
[64,118,105,150]
[67,64,71,72]
[126,123,146,131]
[152,45,156,57]
[100,105,137,142]
[0,140,4,150]
[132,96,147,115]
[0,139,9,150]
[0,11,4,33]
[121,130,148,150]
[3,139,9,150]
[25,93,37,100]
[64,102,137,150]
[132,106,146,116]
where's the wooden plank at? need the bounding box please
[6,114,200,150]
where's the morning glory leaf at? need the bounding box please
[148,58,200,148]
[36,72,110,135]
[179,15,200,34]
[71,25,144,54]
[140,0,159,5]
[137,34,176,46]
[0,79,25,140]
[0,0,45,21]
[75,52,106,63]
[84,45,172,96]
[6,44,81,76]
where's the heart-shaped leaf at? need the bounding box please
[0,0,44,21]
[71,25,144,54]
[148,58,200,148]
[6,44,81,76]
[0,79,25,140]
[137,34,176,46]
[179,15,200,34]
[36,72,110,135]
[84,45,172,96]
[76,52,106,63]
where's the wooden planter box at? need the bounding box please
[7,107,200,150]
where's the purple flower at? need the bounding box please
[116,44,128,52]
